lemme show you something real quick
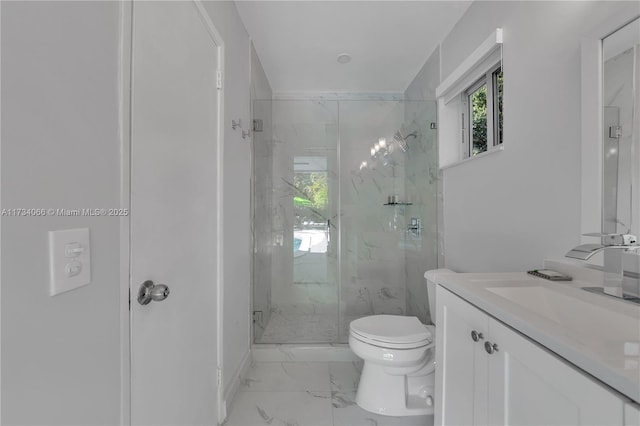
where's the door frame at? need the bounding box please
[118,1,226,424]
[118,2,132,424]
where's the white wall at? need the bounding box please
[440,1,639,272]
[201,0,252,398]
[1,2,122,424]
[252,44,273,101]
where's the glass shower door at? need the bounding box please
[253,100,339,343]
[252,99,438,344]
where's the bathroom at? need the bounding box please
[1,1,639,425]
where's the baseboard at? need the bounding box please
[222,349,251,420]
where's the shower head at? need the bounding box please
[392,131,417,152]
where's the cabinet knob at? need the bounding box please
[471,330,484,342]
[484,341,499,354]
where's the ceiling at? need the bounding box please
[236,1,473,94]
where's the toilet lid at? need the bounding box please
[350,315,433,346]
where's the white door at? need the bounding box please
[435,287,489,426]
[487,318,624,426]
[130,1,221,425]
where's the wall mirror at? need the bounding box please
[580,14,640,259]
[601,18,640,239]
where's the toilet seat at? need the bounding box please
[350,315,434,349]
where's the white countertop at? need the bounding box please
[435,267,640,403]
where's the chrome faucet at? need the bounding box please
[566,233,639,299]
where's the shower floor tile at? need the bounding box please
[225,361,433,426]
[257,313,340,343]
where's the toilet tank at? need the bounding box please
[424,269,455,325]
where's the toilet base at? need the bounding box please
[355,362,435,416]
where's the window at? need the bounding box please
[466,79,488,155]
[462,64,503,157]
[293,156,329,254]
[435,28,503,168]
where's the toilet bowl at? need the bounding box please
[348,268,454,417]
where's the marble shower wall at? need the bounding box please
[403,48,441,325]
[401,101,439,324]
[338,101,408,340]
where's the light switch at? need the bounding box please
[48,228,91,296]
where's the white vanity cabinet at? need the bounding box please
[625,402,640,426]
[435,285,489,425]
[436,286,627,426]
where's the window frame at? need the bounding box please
[461,62,503,158]
[435,27,503,169]
[491,66,504,147]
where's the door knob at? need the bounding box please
[138,280,170,305]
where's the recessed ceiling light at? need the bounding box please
[337,53,352,64]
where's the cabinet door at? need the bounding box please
[624,402,640,426]
[487,318,624,426]
[436,287,489,426]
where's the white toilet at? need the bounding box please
[348,269,453,416]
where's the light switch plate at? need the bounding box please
[48,228,91,296]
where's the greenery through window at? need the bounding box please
[464,64,503,157]
[293,171,327,228]
[292,157,330,258]
[469,83,488,155]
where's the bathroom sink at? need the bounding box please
[435,271,640,403]
[486,285,640,346]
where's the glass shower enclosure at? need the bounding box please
[252,99,438,344]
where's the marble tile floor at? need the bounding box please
[224,361,433,426]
